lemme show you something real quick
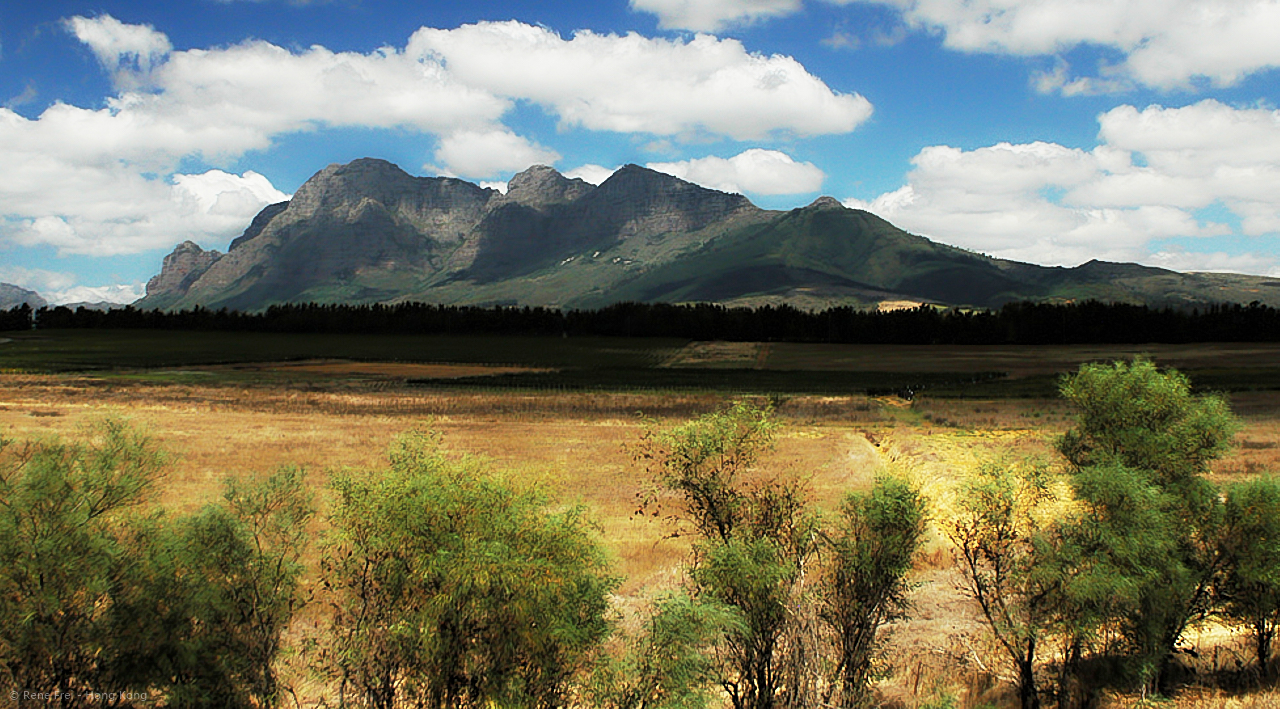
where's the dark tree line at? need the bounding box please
[7,299,1280,344]
[0,304,33,332]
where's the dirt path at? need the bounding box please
[754,342,772,369]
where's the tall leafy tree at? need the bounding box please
[0,422,312,707]
[1056,358,1238,692]
[587,593,743,709]
[1049,460,1180,705]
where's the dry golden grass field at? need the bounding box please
[2,338,1280,708]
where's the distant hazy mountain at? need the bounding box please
[58,301,130,311]
[0,284,47,310]
[138,158,1280,312]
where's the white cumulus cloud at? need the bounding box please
[1,15,506,255]
[845,0,1280,91]
[65,15,171,81]
[0,16,871,258]
[434,129,561,179]
[628,0,1280,91]
[408,21,871,140]
[845,100,1280,272]
[0,102,294,257]
[1147,249,1280,277]
[173,170,289,216]
[0,145,292,256]
[138,37,510,162]
[565,164,620,185]
[631,0,803,32]
[648,148,826,194]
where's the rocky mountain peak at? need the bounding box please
[585,163,758,238]
[598,164,667,189]
[287,158,419,217]
[135,156,1280,313]
[596,164,745,205]
[145,240,221,300]
[229,202,289,251]
[0,283,47,310]
[502,165,594,209]
[807,196,845,210]
[288,158,494,225]
[1073,259,1171,278]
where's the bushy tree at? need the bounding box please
[1058,359,1236,495]
[216,465,314,700]
[822,475,927,708]
[638,402,933,709]
[1218,476,1280,677]
[0,419,164,705]
[320,431,616,709]
[635,400,780,544]
[1055,358,1238,692]
[0,421,312,707]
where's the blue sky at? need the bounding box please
[2,0,1279,303]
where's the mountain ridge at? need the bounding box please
[136,159,1280,312]
[0,284,47,310]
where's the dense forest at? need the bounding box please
[5,299,1280,343]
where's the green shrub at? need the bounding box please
[319,431,617,708]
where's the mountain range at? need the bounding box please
[115,157,1280,312]
[0,284,46,310]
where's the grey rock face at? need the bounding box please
[285,158,494,240]
[807,196,844,210]
[464,164,765,282]
[140,159,501,309]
